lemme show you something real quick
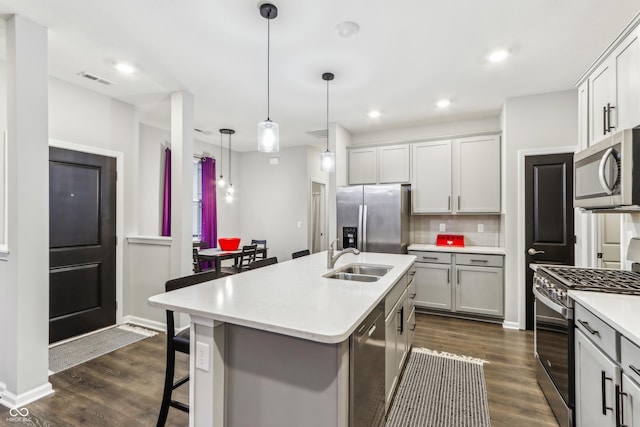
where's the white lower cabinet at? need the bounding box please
[575,327,620,427]
[384,267,416,412]
[410,250,504,319]
[622,373,640,427]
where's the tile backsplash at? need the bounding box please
[411,214,503,247]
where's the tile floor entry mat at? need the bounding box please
[385,347,491,427]
[49,324,157,374]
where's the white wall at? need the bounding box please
[501,89,579,328]
[352,116,500,146]
[238,147,310,262]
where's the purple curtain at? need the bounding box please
[161,147,171,236]
[201,157,218,248]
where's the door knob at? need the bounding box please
[528,248,545,256]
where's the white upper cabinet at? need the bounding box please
[580,24,640,146]
[454,135,501,213]
[348,147,377,184]
[412,140,452,213]
[378,144,410,183]
[411,135,501,214]
[348,144,410,185]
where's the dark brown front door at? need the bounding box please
[525,153,575,330]
[49,147,117,343]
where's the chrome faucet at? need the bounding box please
[327,239,360,269]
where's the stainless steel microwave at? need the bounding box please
[574,128,640,209]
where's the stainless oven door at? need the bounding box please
[533,285,574,407]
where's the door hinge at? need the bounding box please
[574,235,577,244]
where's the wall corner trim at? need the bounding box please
[502,320,520,330]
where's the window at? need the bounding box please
[192,158,202,241]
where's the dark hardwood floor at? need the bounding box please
[0,314,559,426]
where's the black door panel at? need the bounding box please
[49,147,116,343]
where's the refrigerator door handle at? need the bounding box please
[363,204,368,252]
[357,204,364,250]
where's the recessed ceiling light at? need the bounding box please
[114,62,136,74]
[336,21,360,38]
[368,110,381,118]
[436,99,450,108]
[488,49,509,63]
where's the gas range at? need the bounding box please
[534,265,640,308]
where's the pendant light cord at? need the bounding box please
[228,132,232,183]
[326,78,329,151]
[267,17,271,121]
[219,132,223,177]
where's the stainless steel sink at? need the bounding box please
[325,272,381,282]
[324,263,392,282]
[338,264,391,277]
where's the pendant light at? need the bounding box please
[217,130,226,188]
[320,72,335,172]
[257,3,279,153]
[220,129,235,203]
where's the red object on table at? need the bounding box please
[435,234,465,247]
[218,237,241,251]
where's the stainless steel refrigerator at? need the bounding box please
[337,184,410,254]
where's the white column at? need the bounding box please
[170,91,194,278]
[0,15,52,407]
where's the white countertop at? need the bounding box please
[148,252,416,344]
[408,244,505,255]
[569,290,640,348]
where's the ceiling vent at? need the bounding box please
[77,71,114,86]
[307,129,328,139]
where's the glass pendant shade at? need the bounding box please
[218,175,226,188]
[258,119,279,152]
[320,150,335,172]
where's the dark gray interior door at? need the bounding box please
[49,147,116,343]
[525,153,575,330]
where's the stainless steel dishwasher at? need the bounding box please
[351,302,385,427]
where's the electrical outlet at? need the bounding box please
[196,341,210,372]
[478,224,484,233]
[439,223,446,232]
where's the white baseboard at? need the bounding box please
[121,315,166,333]
[0,382,53,409]
[502,320,520,330]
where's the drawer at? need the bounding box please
[621,336,640,384]
[409,251,451,264]
[575,303,618,362]
[455,253,504,267]
[385,274,407,317]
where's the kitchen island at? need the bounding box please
[148,251,416,427]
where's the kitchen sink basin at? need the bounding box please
[324,272,381,282]
[324,263,392,282]
[338,264,392,277]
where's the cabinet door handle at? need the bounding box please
[409,292,417,299]
[422,256,438,261]
[447,268,450,284]
[457,195,461,211]
[469,259,489,263]
[629,364,640,377]
[607,103,616,132]
[457,269,460,285]
[616,384,627,427]
[603,105,608,135]
[410,323,417,332]
[602,370,613,415]
[448,196,451,211]
[578,319,600,336]
[397,307,404,334]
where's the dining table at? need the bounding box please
[198,247,268,272]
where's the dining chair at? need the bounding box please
[157,269,226,427]
[221,244,258,274]
[292,249,311,259]
[192,248,202,273]
[251,239,267,259]
[249,256,278,270]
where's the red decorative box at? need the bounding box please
[436,234,465,247]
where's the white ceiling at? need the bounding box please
[0,0,639,151]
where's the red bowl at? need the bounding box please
[218,237,241,251]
